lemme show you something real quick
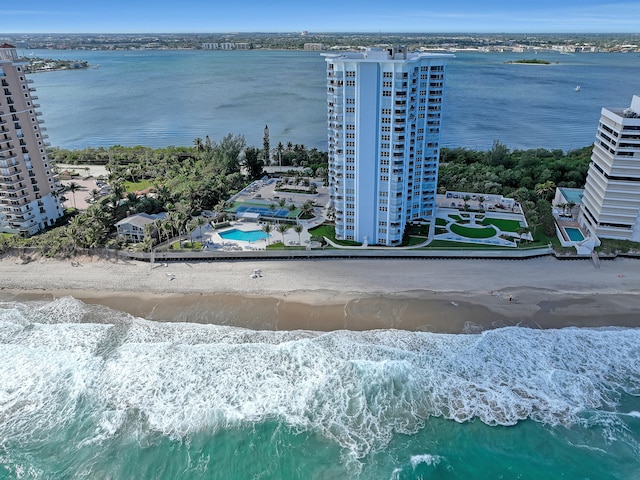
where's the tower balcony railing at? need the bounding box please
[0,158,18,169]
[0,144,15,154]
[0,195,29,206]
[0,176,25,187]
[8,211,35,222]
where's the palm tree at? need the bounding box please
[65,215,85,249]
[301,200,315,218]
[566,201,577,218]
[555,202,568,216]
[262,223,272,245]
[277,223,289,245]
[66,181,81,209]
[193,137,204,152]
[194,216,207,242]
[516,226,530,243]
[535,180,556,201]
[293,223,303,245]
[89,188,101,204]
[276,141,284,167]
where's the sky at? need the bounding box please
[2,0,640,34]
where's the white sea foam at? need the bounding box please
[410,454,442,469]
[1,298,639,462]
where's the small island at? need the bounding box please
[505,59,555,65]
[21,56,90,73]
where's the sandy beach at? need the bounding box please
[1,253,640,332]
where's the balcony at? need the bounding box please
[0,158,18,169]
[0,143,14,154]
[0,196,29,206]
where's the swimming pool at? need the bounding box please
[564,227,585,242]
[219,228,269,242]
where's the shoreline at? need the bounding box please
[2,254,640,333]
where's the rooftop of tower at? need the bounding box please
[323,46,454,62]
[606,95,640,119]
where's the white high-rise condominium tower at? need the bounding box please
[324,47,452,246]
[580,95,640,241]
[0,43,62,236]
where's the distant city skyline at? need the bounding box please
[3,1,640,34]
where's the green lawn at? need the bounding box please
[124,179,153,192]
[450,223,497,239]
[481,217,522,232]
[308,224,362,246]
[170,241,203,250]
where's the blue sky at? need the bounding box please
[3,0,639,34]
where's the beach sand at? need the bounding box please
[2,253,640,332]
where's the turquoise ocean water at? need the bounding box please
[1,297,639,479]
[6,49,640,478]
[25,49,640,152]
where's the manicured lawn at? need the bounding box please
[450,223,497,239]
[481,217,522,232]
[124,179,153,192]
[308,224,362,246]
[170,241,203,250]
[435,217,447,226]
[406,236,428,246]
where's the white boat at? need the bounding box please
[575,85,581,92]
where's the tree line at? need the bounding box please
[1,138,594,256]
[438,141,592,238]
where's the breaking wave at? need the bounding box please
[1,297,639,465]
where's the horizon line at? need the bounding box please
[5,31,640,36]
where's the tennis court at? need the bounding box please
[227,202,301,220]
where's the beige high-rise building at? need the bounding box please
[580,95,640,241]
[0,43,63,236]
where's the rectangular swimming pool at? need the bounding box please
[219,228,269,242]
[564,227,585,242]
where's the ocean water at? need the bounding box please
[25,49,640,152]
[1,297,639,479]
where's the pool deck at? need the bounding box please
[199,221,312,252]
